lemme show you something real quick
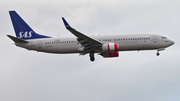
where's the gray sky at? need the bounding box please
[0,0,180,101]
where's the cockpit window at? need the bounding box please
[161,37,167,39]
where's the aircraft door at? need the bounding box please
[38,40,42,48]
[153,35,157,43]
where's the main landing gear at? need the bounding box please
[89,50,95,62]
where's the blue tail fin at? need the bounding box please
[9,11,51,40]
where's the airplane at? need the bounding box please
[7,11,174,62]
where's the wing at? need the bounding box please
[62,17,102,52]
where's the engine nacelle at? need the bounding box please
[102,43,119,52]
[100,51,119,58]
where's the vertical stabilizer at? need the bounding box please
[9,11,51,40]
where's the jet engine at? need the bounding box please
[100,51,119,57]
[101,43,119,57]
[102,43,119,52]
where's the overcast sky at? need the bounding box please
[0,0,180,101]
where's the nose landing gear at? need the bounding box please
[156,48,165,56]
[156,51,160,56]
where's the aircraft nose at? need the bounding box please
[169,40,175,46]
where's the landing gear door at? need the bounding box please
[153,35,157,43]
[38,40,42,48]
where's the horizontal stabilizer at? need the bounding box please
[7,35,28,43]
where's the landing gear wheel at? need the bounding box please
[89,50,95,62]
[90,57,95,61]
[156,52,160,56]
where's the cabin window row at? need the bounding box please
[44,37,150,44]
[45,41,77,44]
[114,37,150,41]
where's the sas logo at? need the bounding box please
[18,31,33,38]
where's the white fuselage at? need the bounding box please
[15,34,174,54]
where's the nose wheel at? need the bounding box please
[89,50,95,62]
[156,51,160,56]
[156,48,165,56]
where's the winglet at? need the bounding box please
[62,17,72,29]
